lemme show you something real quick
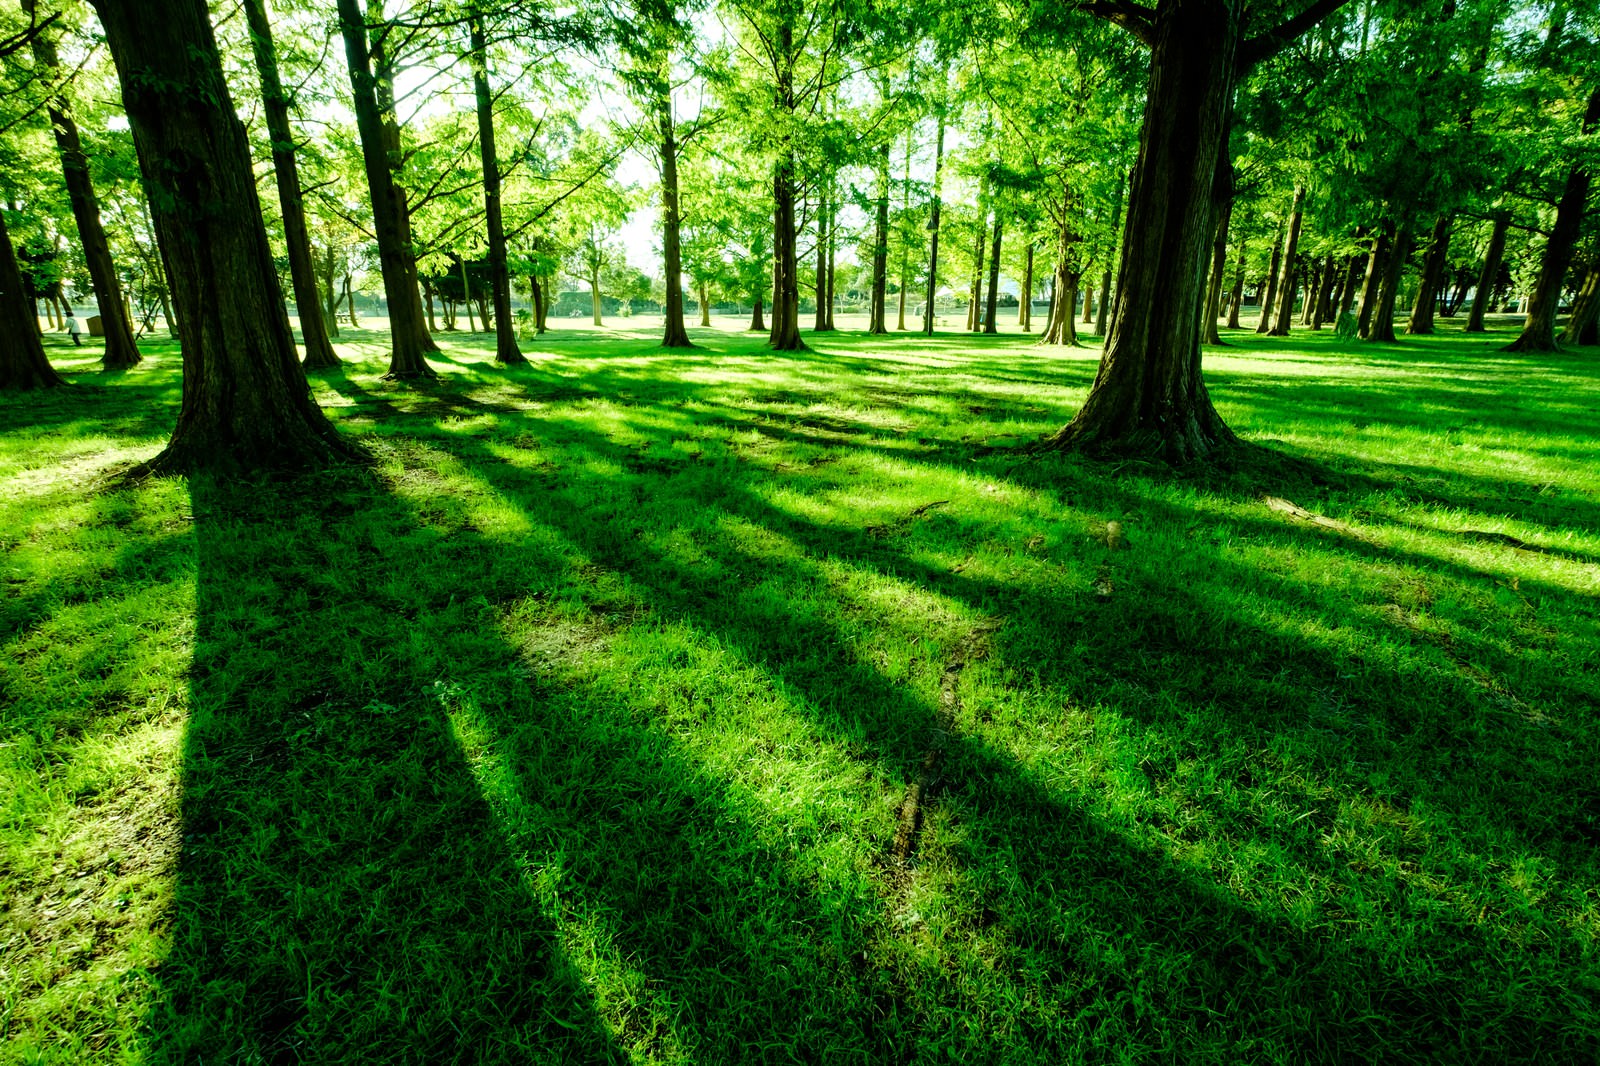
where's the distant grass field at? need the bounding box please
[4,314,1599,1064]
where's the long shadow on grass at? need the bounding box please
[326,376,1600,1062]
[140,470,626,1064]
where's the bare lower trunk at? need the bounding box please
[654,85,691,348]
[1506,86,1596,351]
[897,129,911,331]
[1046,0,1240,460]
[590,267,603,326]
[1203,198,1231,344]
[337,0,433,378]
[25,0,141,370]
[1268,184,1304,336]
[1560,246,1599,345]
[1406,214,1452,335]
[1,210,65,389]
[1356,223,1390,338]
[1256,221,1283,333]
[870,142,890,334]
[1225,241,1246,328]
[1465,211,1508,332]
[1366,221,1410,343]
[698,279,711,327]
[750,287,765,331]
[90,0,354,472]
[471,15,525,364]
[1020,244,1034,329]
[922,112,945,337]
[814,185,833,332]
[769,128,803,349]
[984,207,1002,334]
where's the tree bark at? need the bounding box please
[896,130,912,330]
[1039,221,1081,347]
[750,285,765,331]
[1561,244,1599,345]
[243,0,339,371]
[1268,184,1304,336]
[1096,267,1112,335]
[814,184,833,332]
[868,143,891,334]
[1465,211,1508,332]
[1081,269,1095,325]
[1045,0,1242,460]
[1,210,65,389]
[320,243,341,337]
[1225,239,1246,328]
[923,111,945,336]
[462,256,478,331]
[1256,220,1283,333]
[337,0,434,378]
[1406,213,1452,335]
[1366,221,1410,343]
[589,261,603,325]
[1356,222,1390,338]
[1020,244,1035,330]
[1203,197,1231,344]
[984,204,1003,334]
[698,279,711,327]
[24,0,141,370]
[1506,86,1598,351]
[469,15,525,363]
[967,175,987,332]
[648,79,691,348]
[88,0,354,472]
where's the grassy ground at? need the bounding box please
[4,314,1599,1064]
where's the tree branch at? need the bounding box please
[1073,1,1155,46]
[1238,0,1354,71]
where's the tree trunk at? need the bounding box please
[1560,245,1599,345]
[1,210,66,389]
[423,278,437,333]
[88,0,354,472]
[825,209,837,330]
[698,279,711,327]
[1256,221,1283,333]
[1081,270,1095,325]
[1020,245,1035,330]
[653,77,692,349]
[897,129,912,331]
[589,264,603,326]
[344,275,358,327]
[984,205,1003,334]
[1045,0,1241,460]
[1406,213,1452,335]
[814,184,833,332]
[320,244,340,337]
[1203,197,1231,344]
[923,111,945,336]
[1465,211,1508,332]
[337,0,434,378]
[1225,240,1246,328]
[1506,87,1598,351]
[1299,257,1320,326]
[968,179,987,332]
[1311,254,1336,328]
[1366,221,1410,343]
[243,0,339,370]
[1268,184,1304,336]
[869,142,890,334]
[1040,222,1081,347]
[469,15,525,363]
[750,286,765,331]
[1356,222,1390,338]
[528,273,544,333]
[24,0,141,370]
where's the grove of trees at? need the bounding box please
[2,0,1597,468]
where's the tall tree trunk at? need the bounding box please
[589,263,603,326]
[1337,250,1363,315]
[337,0,434,378]
[423,278,437,333]
[651,77,692,349]
[1096,268,1111,336]
[1225,240,1246,328]
[825,210,836,330]
[814,184,833,332]
[1298,257,1320,326]
[1203,198,1231,344]
[984,205,1003,334]
[528,273,544,333]
[1506,87,1597,351]
[344,275,358,327]
[1020,245,1035,330]
[462,256,478,331]
[897,131,912,330]
[698,279,711,327]
[1465,211,1508,332]
[243,0,339,370]
[1561,245,1600,345]
[1039,222,1081,347]
[1366,221,1410,343]
[320,244,340,338]
[1311,254,1336,328]
[1,210,66,389]
[1357,222,1390,338]
[1256,221,1284,333]
[1081,271,1095,324]
[869,142,890,334]
[469,15,525,363]
[1045,0,1244,459]
[89,0,354,472]
[750,286,765,331]
[968,178,987,332]
[1268,184,1304,336]
[1406,213,1452,335]
[24,0,141,370]
[923,110,946,336]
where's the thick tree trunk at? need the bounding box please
[1095,268,1112,335]
[1506,86,1598,351]
[1039,223,1081,347]
[1406,213,1452,335]
[89,0,353,472]
[923,112,945,336]
[1366,222,1410,343]
[470,16,525,364]
[1299,257,1320,326]
[650,84,692,348]
[1045,0,1240,460]
[697,280,711,327]
[337,0,433,378]
[750,287,765,331]
[1268,184,1304,336]
[984,207,1003,334]
[1020,245,1034,329]
[243,0,339,371]
[1311,254,1336,328]
[1465,211,1508,332]
[1203,198,1231,344]
[24,0,141,370]
[1,210,66,389]
[1081,272,1095,324]
[1256,221,1283,333]
[814,185,833,332]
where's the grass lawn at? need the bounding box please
[4,315,1599,1063]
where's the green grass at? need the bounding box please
[4,315,1600,1063]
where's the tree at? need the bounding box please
[467,7,527,365]
[1043,0,1353,460]
[0,204,64,388]
[88,0,355,472]
[242,0,341,370]
[22,0,141,370]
